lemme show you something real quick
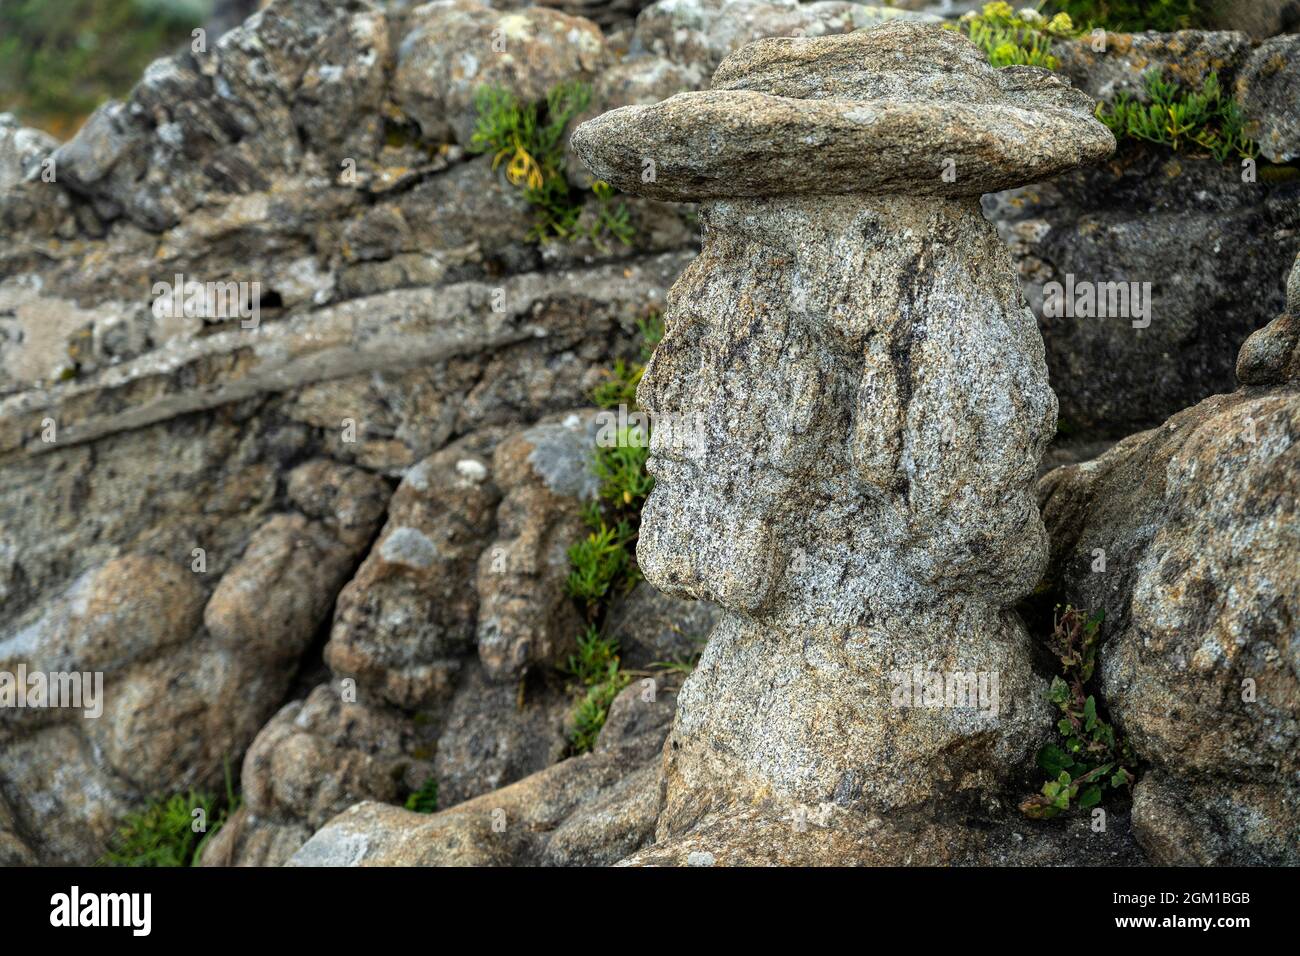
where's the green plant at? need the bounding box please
[651,650,704,676]
[100,759,240,867]
[951,3,1079,70]
[637,312,665,360]
[404,777,439,814]
[589,312,664,409]
[1098,69,1258,162]
[594,434,654,513]
[564,626,632,754]
[468,81,634,246]
[570,669,632,753]
[592,358,644,410]
[560,317,667,751]
[1046,0,1218,32]
[564,625,623,686]
[586,179,636,250]
[566,519,638,608]
[1020,605,1136,819]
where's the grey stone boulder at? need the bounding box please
[572,23,1114,201]
[392,0,608,146]
[571,23,1114,864]
[1037,263,1300,864]
[984,149,1300,439]
[325,429,506,711]
[290,682,678,865]
[1213,0,1300,38]
[1238,34,1300,163]
[473,410,603,681]
[604,581,718,669]
[1052,30,1252,104]
[198,683,436,867]
[432,661,571,808]
[630,0,939,74]
[51,0,376,231]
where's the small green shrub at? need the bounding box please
[570,670,632,754]
[650,651,704,677]
[592,358,644,410]
[100,761,239,867]
[566,519,638,608]
[564,625,623,686]
[564,627,631,754]
[590,312,665,410]
[636,312,665,359]
[560,317,667,751]
[1047,0,1218,32]
[952,3,1079,70]
[594,435,654,513]
[468,81,634,246]
[404,777,439,814]
[1020,605,1136,819]
[1098,69,1258,162]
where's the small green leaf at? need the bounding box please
[1037,743,1073,776]
[1078,784,1102,809]
[1048,676,1070,704]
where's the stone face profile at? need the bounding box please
[573,22,1116,863]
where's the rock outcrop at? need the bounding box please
[2,0,1298,869]
[1036,253,1300,865]
[290,680,679,865]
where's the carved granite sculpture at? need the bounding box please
[572,22,1116,863]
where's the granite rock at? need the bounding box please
[573,25,1114,201]
[1037,266,1300,863]
[1238,34,1300,162]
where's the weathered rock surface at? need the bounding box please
[4,0,1299,870]
[604,581,717,669]
[394,0,608,145]
[985,150,1300,439]
[291,681,677,864]
[198,683,437,866]
[1037,257,1300,864]
[620,801,1147,866]
[569,23,1114,864]
[1238,34,1300,163]
[326,430,507,710]
[1052,30,1252,104]
[630,0,939,73]
[51,0,385,232]
[1213,0,1300,38]
[573,25,1114,201]
[432,661,571,807]
[475,410,603,680]
[0,456,385,864]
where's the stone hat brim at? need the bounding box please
[571,87,1116,202]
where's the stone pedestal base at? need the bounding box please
[657,602,1050,842]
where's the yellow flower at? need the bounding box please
[983,1,1014,18]
[494,138,544,191]
[1048,12,1074,33]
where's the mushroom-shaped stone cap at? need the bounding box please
[571,21,1115,201]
